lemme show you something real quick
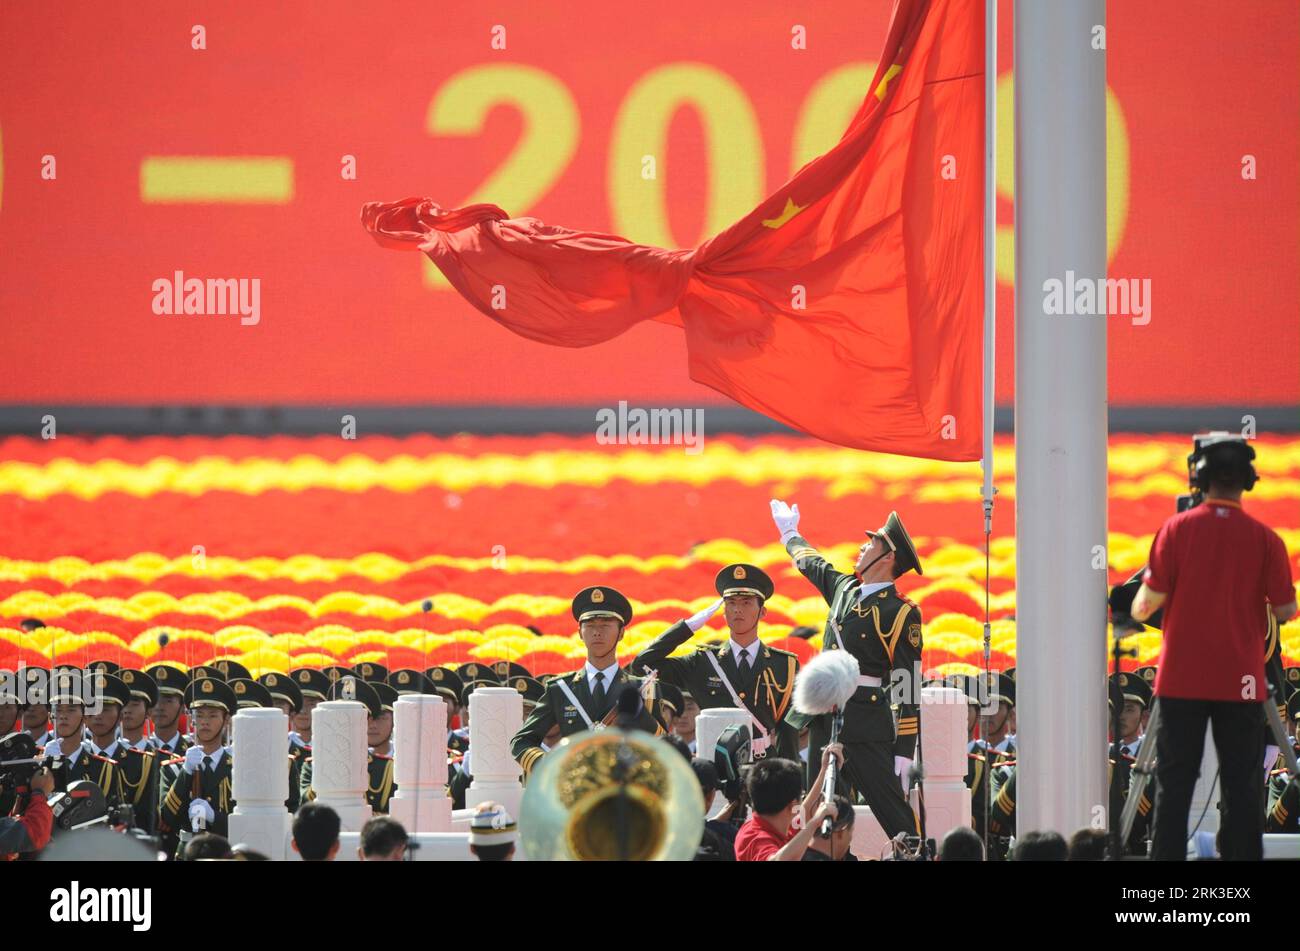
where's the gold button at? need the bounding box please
[738,693,746,699]
[870,695,877,702]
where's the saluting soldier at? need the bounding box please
[159,677,237,859]
[510,586,661,778]
[770,499,922,839]
[113,669,163,834]
[43,669,125,808]
[631,563,801,760]
[146,664,192,757]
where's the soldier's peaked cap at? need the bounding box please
[872,511,923,577]
[715,564,774,601]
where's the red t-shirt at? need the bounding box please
[734,813,797,861]
[1143,499,1294,701]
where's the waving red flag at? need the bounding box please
[363,0,983,461]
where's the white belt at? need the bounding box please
[857,675,883,688]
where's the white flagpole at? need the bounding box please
[1014,0,1109,839]
[979,0,998,853]
[980,1,997,658]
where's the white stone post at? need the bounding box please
[694,708,753,762]
[911,685,973,845]
[310,700,372,832]
[464,687,523,819]
[389,695,452,833]
[228,707,292,860]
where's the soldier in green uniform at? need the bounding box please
[511,586,662,779]
[1108,672,1154,854]
[43,670,126,808]
[145,664,191,756]
[159,677,237,859]
[288,667,331,754]
[112,669,163,834]
[257,672,305,812]
[770,499,922,839]
[630,563,801,760]
[1264,687,1299,833]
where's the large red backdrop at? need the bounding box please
[0,0,1296,408]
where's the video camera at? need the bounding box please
[0,732,41,793]
[712,722,752,804]
[1176,431,1257,512]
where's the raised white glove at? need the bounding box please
[770,499,801,542]
[42,740,62,758]
[894,755,913,795]
[685,597,724,633]
[182,745,206,774]
[189,798,215,831]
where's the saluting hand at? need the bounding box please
[770,499,801,540]
[685,597,724,632]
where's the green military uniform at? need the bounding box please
[781,510,922,839]
[45,669,126,808]
[1108,672,1154,855]
[510,586,661,778]
[144,664,192,758]
[159,677,238,858]
[630,564,801,761]
[113,669,163,834]
[1265,688,1300,833]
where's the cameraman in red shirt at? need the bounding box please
[1131,436,1296,860]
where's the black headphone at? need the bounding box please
[1191,436,1258,492]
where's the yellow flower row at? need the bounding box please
[0,532,1243,586]
[3,440,1297,501]
[12,614,1253,672]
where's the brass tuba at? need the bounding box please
[518,728,704,861]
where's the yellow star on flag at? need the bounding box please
[761,197,805,229]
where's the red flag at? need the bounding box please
[362,0,983,461]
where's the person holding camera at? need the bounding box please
[734,744,842,861]
[1129,436,1297,861]
[0,766,54,857]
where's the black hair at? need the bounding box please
[470,842,514,861]
[691,757,720,799]
[1066,828,1107,861]
[828,793,855,831]
[661,733,693,763]
[293,802,341,861]
[184,832,233,861]
[938,825,984,861]
[745,757,804,816]
[1012,829,1068,861]
[360,816,409,858]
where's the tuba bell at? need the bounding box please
[518,728,704,861]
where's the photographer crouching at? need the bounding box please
[1128,435,1297,860]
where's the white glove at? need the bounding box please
[182,746,206,774]
[685,597,724,633]
[1264,744,1279,773]
[894,756,913,795]
[188,798,215,831]
[770,499,801,542]
[750,733,770,757]
[42,740,62,758]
